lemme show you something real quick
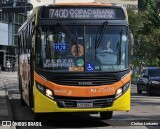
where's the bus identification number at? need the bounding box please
[91,87,115,93]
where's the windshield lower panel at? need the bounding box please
[35,25,129,72]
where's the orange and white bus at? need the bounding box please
[18,2,132,120]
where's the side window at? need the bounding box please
[141,69,145,76]
[23,29,27,53]
[144,69,148,76]
[141,69,148,76]
[21,33,24,54]
[35,29,42,67]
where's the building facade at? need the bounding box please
[0,0,27,70]
[95,0,138,9]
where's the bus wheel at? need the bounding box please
[100,111,113,120]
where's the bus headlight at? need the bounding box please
[115,88,122,98]
[46,89,54,99]
[36,83,54,99]
[115,82,130,99]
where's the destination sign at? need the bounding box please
[40,7,125,19]
[49,8,116,19]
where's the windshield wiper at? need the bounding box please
[58,21,76,45]
[96,22,109,48]
[58,22,79,57]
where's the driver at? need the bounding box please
[96,39,117,65]
[97,39,113,53]
[102,39,113,52]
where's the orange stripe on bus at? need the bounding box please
[34,72,130,97]
[34,72,47,85]
[121,72,131,85]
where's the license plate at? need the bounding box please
[77,102,93,108]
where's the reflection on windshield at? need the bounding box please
[35,25,128,72]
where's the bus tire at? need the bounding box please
[100,111,113,120]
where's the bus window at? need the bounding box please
[36,30,43,68]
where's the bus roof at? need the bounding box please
[54,2,113,7]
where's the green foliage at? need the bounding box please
[128,0,160,67]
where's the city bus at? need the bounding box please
[18,2,133,120]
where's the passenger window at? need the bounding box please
[144,69,148,76]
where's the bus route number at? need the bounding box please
[52,9,68,18]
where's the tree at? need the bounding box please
[128,0,160,66]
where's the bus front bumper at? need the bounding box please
[33,87,130,113]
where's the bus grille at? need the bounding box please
[53,76,119,86]
[56,97,114,108]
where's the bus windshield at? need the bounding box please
[36,25,128,72]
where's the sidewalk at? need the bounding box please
[0,71,16,128]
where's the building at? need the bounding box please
[0,0,28,71]
[95,0,138,9]
[0,22,8,69]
